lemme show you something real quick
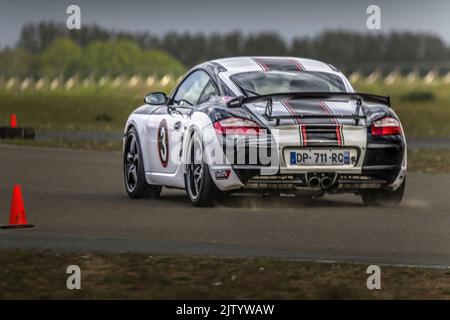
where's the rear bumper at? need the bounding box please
[204,123,406,192]
[208,144,406,192]
[362,135,406,188]
[234,172,391,193]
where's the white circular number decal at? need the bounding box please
[157,119,169,167]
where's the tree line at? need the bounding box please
[2,21,450,78]
[0,37,184,78]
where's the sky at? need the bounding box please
[0,0,449,47]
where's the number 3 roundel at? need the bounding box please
[157,119,169,168]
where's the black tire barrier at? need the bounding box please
[0,127,35,140]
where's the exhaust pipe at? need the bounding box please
[320,176,334,189]
[307,176,321,189]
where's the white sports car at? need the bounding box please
[123,57,406,206]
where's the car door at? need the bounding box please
[148,69,214,175]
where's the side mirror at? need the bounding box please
[144,92,167,105]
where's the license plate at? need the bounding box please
[290,149,351,166]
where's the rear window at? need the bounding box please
[231,70,346,96]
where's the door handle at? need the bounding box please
[174,121,182,130]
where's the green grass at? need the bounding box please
[353,80,450,138]
[1,80,450,137]
[0,250,449,299]
[0,85,171,132]
[408,149,450,174]
[0,138,122,151]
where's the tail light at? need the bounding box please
[213,117,264,135]
[371,117,402,136]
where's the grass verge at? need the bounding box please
[0,87,154,132]
[0,138,122,151]
[408,149,450,174]
[353,80,450,138]
[0,250,449,299]
[2,80,450,137]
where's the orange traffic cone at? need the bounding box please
[1,185,34,229]
[9,114,18,128]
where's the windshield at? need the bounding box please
[231,71,347,96]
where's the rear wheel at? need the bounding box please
[361,178,405,207]
[124,127,162,199]
[185,132,219,206]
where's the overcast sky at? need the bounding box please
[0,0,449,47]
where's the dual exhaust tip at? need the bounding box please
[307,175,336,190]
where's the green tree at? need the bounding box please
[80,39,184,77]
[0,48,34,78]
[38,37,82,78]
[81,40,142,76]
[139,49,185,76]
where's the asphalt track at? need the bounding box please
[1,144,449,267]
[36,131,450,148]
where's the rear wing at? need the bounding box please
[226,92,390,125]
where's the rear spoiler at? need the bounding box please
[226,92,391,125]
[226,92,391,108]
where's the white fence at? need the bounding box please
[348,70,450,85]
[0,75,184,91]
[1,71,450,91]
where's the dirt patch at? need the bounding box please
[0,250,449,299]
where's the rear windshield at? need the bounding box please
[231,70,347,96]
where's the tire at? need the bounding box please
[124,127,162,199]
[361,178,406,207]
[184,131,219,206]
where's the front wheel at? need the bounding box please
[184,132,219,206]
[361,178,406,207]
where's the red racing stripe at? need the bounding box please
[335,126,342,146]
[319,100,337,125]
[253,58,304,71]
[281,100,301,125]
[319,100,343,145]
[339,124,345,145]
[301,125,308,146]
[318,100,345,146]
[251,58,268,71]
[293,59,305,71]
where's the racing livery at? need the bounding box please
[123,57,406,206]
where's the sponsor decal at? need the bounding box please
[209,95,234,103]
[157,119,169,168]
[214,169,231,180]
